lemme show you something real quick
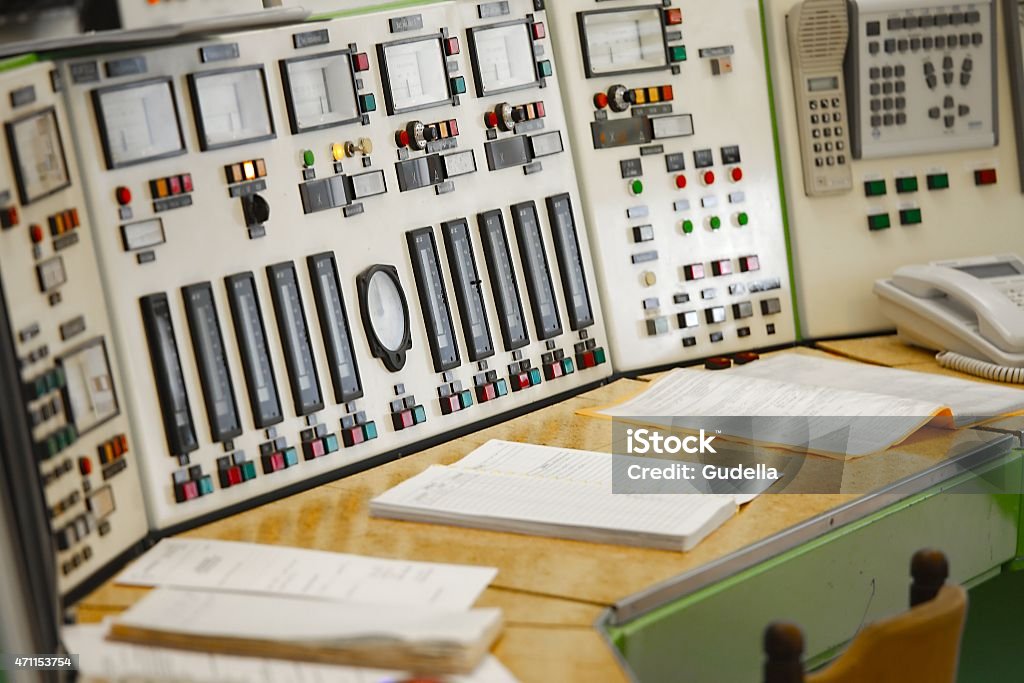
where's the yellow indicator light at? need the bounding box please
[243,161,256,181]
[332,143,345,161]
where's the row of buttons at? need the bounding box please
[645,298,783,336]
[867,208,923,230]
[871,32,982,55]
[684,256,761,282]
[217,453,258,489]
[172,465,214,503]
[340,411,378,448]
[870,11,983,34]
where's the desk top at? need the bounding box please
[75,341,1019,682]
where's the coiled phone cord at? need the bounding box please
[936,351,1024,384]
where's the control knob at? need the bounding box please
[495,102,515,131]
[242,193,270,227]
[608,84,630,112]
[406,121,427,150]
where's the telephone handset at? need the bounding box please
[874,254,1024,370]
[786,0,854,196]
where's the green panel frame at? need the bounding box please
[605,450,1023,683]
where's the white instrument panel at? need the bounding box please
[766,0,1024,339]
[60,0,612,531]
[0,61,147,598]
[548,0,798,373]
[114,0,266,30]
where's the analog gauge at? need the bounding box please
[379,36,450,114]
[579,7,668,77]
[357,265,412,372]
[468,20,539,96]
[6,107,71,204]
[280,51,360,133]
[92,78,185,169]
[188,66,275,150]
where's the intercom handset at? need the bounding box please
[875,254,1024,367]
[846,0,997,160]
[787,0,854,195]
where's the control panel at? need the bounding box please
[767,0,1023,338]
[83,0,266,31]
[0,61,147,598]
[59,0,611,530]
[548,0,797,373]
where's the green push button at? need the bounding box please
[284,447,299,467]
[629,179,644,195]
[562,358,575,375]
[199,476,214,496]
[681,219,694,234]
[867,213,891,231]
[594,347,607,365]
[413,405,427,424]
[241,461,257,480]
[736,212,749,227]
[864,179,887,197]
[538,60,553,78]
[450,75,467,95]
[324,434,340,453]
[459,389,473,409]
[358,93,376,113]
[927,173,950,190]
[669,46,687,62]
[528,368,542,385]
[495,379,508,397]
[363,421,378,440]
[895,176,918,193]
[899,208,923,225]
[709,216,722,230]
[302,149,315,168]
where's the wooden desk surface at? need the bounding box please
[75,343,1016,682]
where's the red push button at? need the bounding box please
[181,174,193,192]
[702,171,716,186]
[396,129,411,147]
[675,175,687,189]
[593,92,609,109]
[739,255,761,272]
[711,259,733,277]
[30,224,43,244]
[664,8,683,25]
[116,186,132,205]
[271,452,285,471]
[228,466,243,486]
[730,167,743,182]
[78,457,92,475]
[532,22,546,40]
[660,85,674,101]
[352,52,370,72]
[445,37,460,55]
[169,176,182,195]
[484,111,499,128]
[183,481,199,501]
[342,426,365,447]
[974,168,997,185]
[684,263,706,281]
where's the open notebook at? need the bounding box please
[370,440,751,552]
[581,354,1024,458]
[107,588,503,675]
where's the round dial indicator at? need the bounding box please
[357,264,412,372]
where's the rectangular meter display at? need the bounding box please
[59,338,119,435]
[545,194,594,330]
[188,66,275,150]
[378,36,451,114]
[441,218,494,361]
[578,7,668,77]
[280,51,360,134]
[307,253,363,403]
[478,210,529,350]
[225,272,283,428]
[511,201,562,340]
[6,107,71,204]
[182,283,242,443]
[467,20,539,96]
[407,227,461,372]
[92,78,185,168]
[267,263,323,416]
[140,293,199,456]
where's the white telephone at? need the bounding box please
[874,254,1024,379]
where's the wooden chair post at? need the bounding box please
[910,548,949,607]
[764,621,806,683]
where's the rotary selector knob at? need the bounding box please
[608,84,629,112]
[496,102,515,131]
[406,121,427,150]
[423,125,440,143]
[345,137,374,157]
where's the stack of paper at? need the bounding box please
[583,354,1024,458]
[86,539,506,676]
[371,440,747,551]
[66,621,518,683]
[107,589,503,674]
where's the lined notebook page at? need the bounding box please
[371,464,735,551]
